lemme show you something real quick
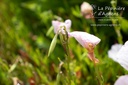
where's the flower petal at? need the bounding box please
[52,21,60,33]
[64,19,72,32]
[69,31,101,48]
[52,19,72,34]
[116,41,128,70]
[68,31,100,63]
[108,44,122,62]
[114,75,128,85]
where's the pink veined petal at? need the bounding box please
[114,75,128,85]
[68,31,101,48]
[52,21,60,33]
[116,41,128,70]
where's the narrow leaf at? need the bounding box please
[8,63,17,73]
[46,26,53,36]
[119,17,128,33]
[48,34,58,56]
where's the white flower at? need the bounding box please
[69,31,101,63]
[116,41,128,70]
[114,75,128,85]
[81,2,94,19]
[52,19,72,34]
[108,44,122,62]
[108,41,128,70]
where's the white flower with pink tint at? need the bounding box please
[116,41,128,70]
[114,75,128,85]
[108,44,122,62]
[108,41,128,70]
[69,31,100,48]
[69,31,101,63]
[52,19,71,34]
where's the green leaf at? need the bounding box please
[55,72,61,85]
[71,6,81,18]
[119,17,128,34]
[46,26,54,36]
[71,80,75,85]
[8,63,17,73]
[48,34,58,56]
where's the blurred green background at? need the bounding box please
[0,0,128,85]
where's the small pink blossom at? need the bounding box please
[69,31,101,63]
[114,75,128,85]
[52,19,71,34]
[81,2,94,19]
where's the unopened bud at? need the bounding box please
[81,2,94,19]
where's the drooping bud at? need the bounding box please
[81,2,94,19]
[68,31,101,63]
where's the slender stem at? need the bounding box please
[111,0,123,44]
[94,63,104,85]
[114,27,123,44]
[111,18,123,44]
[58,27,76,85]
[65,41,77,85]
[92,18,97,34]
[55,60,63,85]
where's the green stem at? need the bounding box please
[66,55,71,84]
[65,42,76,85]
[111,0,123,44]
[55,71,61,85]
[94,63,104,85]
[111,19,123,44]
[92,18,97,34]
[114,27,123,44]
[59,27,76,85]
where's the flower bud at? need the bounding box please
[68,31,101,63]
[81,2,94,19]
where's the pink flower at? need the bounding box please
[114,75,128,85]
[81,2,94,19]
[69,31,101,63]
[52,19,72,34]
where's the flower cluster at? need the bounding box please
[52,19,101,63]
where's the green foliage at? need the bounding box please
[0,0,128,85]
